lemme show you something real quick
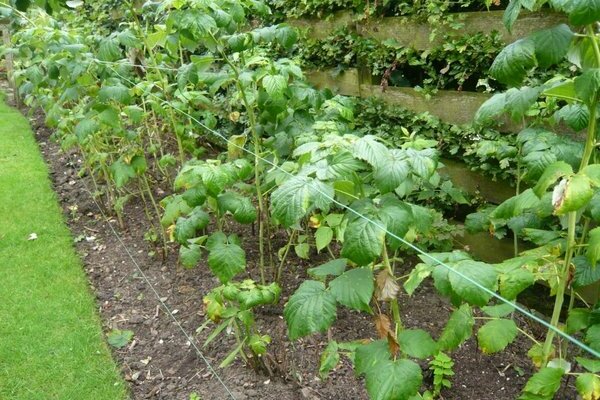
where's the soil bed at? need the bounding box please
[25,106,579,399]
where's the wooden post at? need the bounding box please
[2,22,19,106]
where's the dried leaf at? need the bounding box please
[376,270,399,301]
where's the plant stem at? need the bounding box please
[382,245,403,332]
[541,71,599,364]
[276,230,296,283]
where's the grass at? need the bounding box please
[0,94,128,400]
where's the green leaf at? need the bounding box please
[554,174,594,215]
[543,80,579,102]
[533,161,573,198]
[567,308,591,333]
[398,329,438,359]
[586,324,600,352]
[107,329,134,348]
[582,165,600,186]
[482,303,516,318]
[207,240,246,284]
[353,135,389,167]
[505,86,543,120]
[110,159,136,188]
[98,84,131,104]
[365,359,422,400]
[502,0,522,32]
[262,74,287,97]
[477,319,518,354]
[575,69,600,105]
[308,258,347,278]
[217,192,257,224]
[530,24,574,68]
[98,38,121,61]
[577,357,600,373]
[284,281,337,340]
[576,373,600,400]
[569,0,600,25]
[295,243,310,259]
[554,104,589,131]
[475,92,506,123]
[161,196,192,227]
[179,244,202,269]
[275,25,298,49]
[329,267,374,313]
[438,304,474,351]
[448,260,498,306]
[341,217,386,266]
[373,149,409,193]
[74,119,99,142]
[404,263,433,296]
[271,176,334,227]
[490,39,536,87]
[315,226,333,252]
[319,341,340,379]
[174,210,210,245]
[519,367,564,400]
[355,340,390,375]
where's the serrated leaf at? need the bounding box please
[533,161,573,197]
[341,215,386,266]
[161,196,192,227]
[588,228,600,268]
[554,104,589,131]
[353,135,389,167]
[505,86,543,120]
[438,304,474,351]
[355,340,390,375]
[519,367,564,400]
[319,341,340,379]
[308,258,347,278]
[207,241,246,283]
[575,69,600,105]
[329,267,374,313]
[179,244,202,268]
[577,357,600,373]
[448,260,498,306]
[586,324,600,352]
[373,149,409,193]
[398,329,438,359]
[315,226,333,252]
[569,0,600,25]
[365,359,422,400]
[262,74,287,97]
[477,319,518,354]
[98,84,131,104]
[284,281,337,340]
[567,308,591,334]
[74,119,99,142]
[275,25,298,49]
[217,192,257,224]
[490,39,536,87]
[481,303,516,318]
[531,24,574,68]
[475,92,506,123]
[576,373,600,400]
[271,176,334,227]
[110,159,136,188]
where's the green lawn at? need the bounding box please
[0,94,128,399]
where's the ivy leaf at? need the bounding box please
[207,239,246,284]
[490,39,536,87]
[587,228,600,269]
[308,258,347,278]
[531,24,574,68]
[397,329,438,359]
[568,0,600,26]
[315,226,333,252]
[179,244,202,269]
[477,319,518,354]
[533,161,573,198]
[284,280,337,340]
[576,373,600,400]
[365,359,422,400]
[271,176,333,227]
[341,217,386,266]
[329,267,374,313]
[519,367,564,400]
[438,304,474,351]
[448,260,498,306]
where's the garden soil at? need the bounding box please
[25,107,580,400]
